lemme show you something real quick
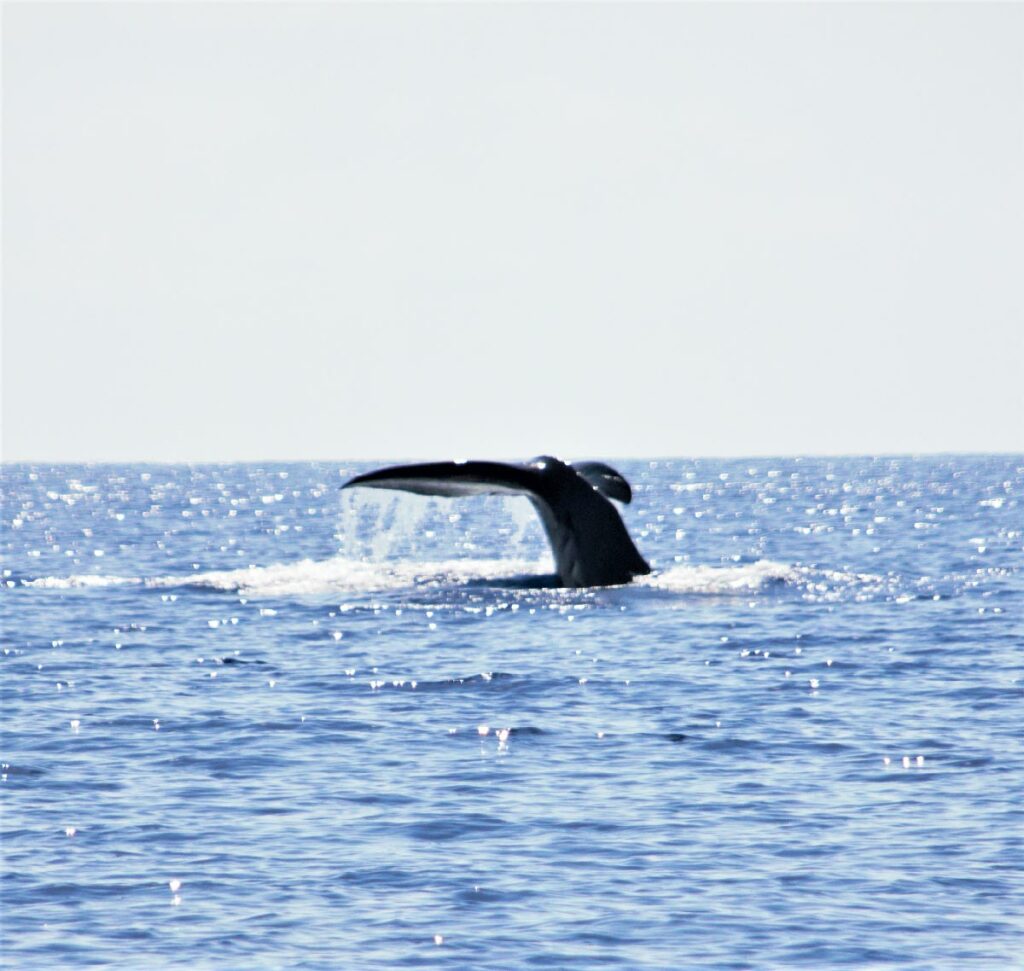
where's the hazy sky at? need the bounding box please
[3,2,1022,462]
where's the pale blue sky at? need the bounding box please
[3,2,1022,462]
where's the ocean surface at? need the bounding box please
[1,456,1021,969]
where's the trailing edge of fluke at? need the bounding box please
[341,456,651,588]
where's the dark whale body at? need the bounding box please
[341,456,650,588]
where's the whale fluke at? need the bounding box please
[341,457,651,588]
[568,461,634,504]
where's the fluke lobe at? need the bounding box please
[341,457,651,588]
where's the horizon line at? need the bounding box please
[2,449,1022,467]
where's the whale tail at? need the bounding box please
[341,457,650,588]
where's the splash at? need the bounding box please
[335,490,547,563]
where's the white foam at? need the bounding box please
[153,557,547,598]
[21,574,142,589]
[20,556,548,598]
[644,560,801,594]
[19,557,884,601]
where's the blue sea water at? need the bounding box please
[1,456,1021,969]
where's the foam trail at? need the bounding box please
[152,557,546,598]
[18,558,885,600]
[19,557,547,597]
[21,558,791,598]
[19,574,142,590]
